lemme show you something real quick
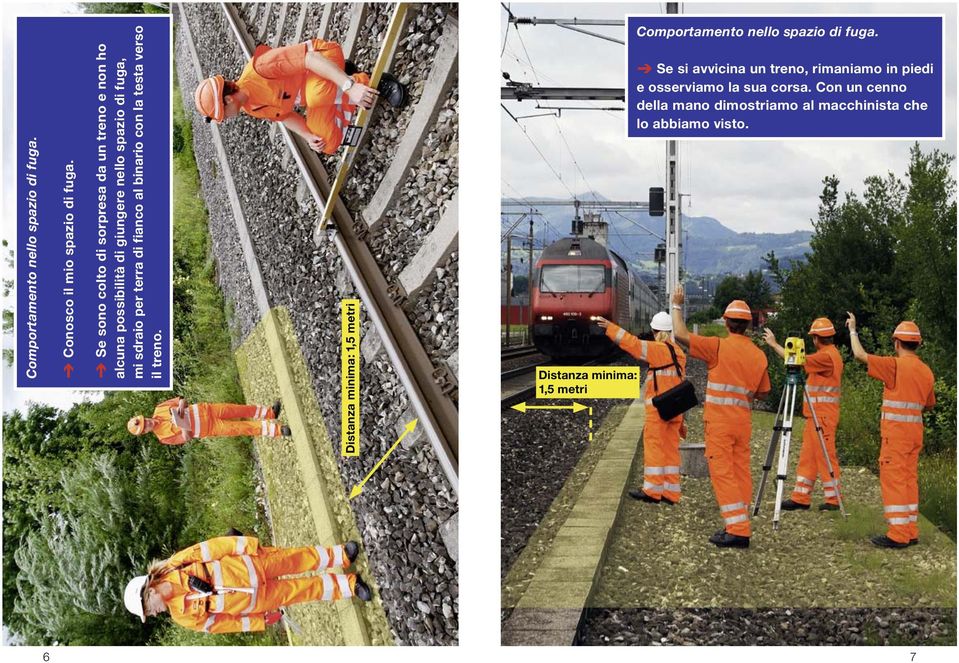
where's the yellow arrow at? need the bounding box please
[511,402,588,414]
[349,419,418,499]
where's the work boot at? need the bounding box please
[708,528,726,544]
[281,425,292,436]
[780,499,810,511]
[377,72,408,108]
[909,538,920,546]
[628,489,659,504]
[711,532,750,548]
[660,496,678,506]
[344,59,359,76]
[345,541,360,565]
[271,400,282,418]
[818,503,840,512]
[354,575,372,601]
[870,534,909,549]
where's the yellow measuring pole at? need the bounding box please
[320,2,409,230]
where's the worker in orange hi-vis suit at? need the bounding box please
[123,535,372,634]
[194,38,408,155]
[671,286,771,548]
[597,312,687,505]
[127,397,290,445]
[764,318,845,511]
[846,313,936,549]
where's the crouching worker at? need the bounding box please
[128,397,291,445]
[597,313,687,505]
[194,37,408,154]
[124,535,372,633]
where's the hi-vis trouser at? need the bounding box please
[705,421,752,537]
[301,39,371,154]
[191,403,283,439]
[641,417,683,502]
[253,544,357,611]
[191,544,357,634]
[790,414,841,506]
[642,368,683,503]
[879,437,921,544]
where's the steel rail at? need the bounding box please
[217,2,459,492]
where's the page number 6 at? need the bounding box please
[43,654,50,662]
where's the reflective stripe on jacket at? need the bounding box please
[803,344,843,420]
[867,354,935,443]
[163,536,267,634]
[690,333,770,426]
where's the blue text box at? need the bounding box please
[626,16,943,138]
[18,16,172,388]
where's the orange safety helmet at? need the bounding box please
[892,321,922,343]
[808,317,836,337]
[722,300,752,321]
[194,75,226,123]
[127,415,147,436]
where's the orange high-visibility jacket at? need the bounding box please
[151,397,191,445]
[159,535,268,634]
[867,354,936,443]
[237,41,316,121]
[803,344,844,421]
[606,323,686,419]
[689,333,770,426]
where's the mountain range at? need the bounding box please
[505,195,813,276]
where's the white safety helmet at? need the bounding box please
[124,575,149,622]
[650,311,672,332]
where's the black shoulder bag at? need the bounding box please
[650,342,699,421]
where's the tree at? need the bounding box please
[897,145,957,381]
[712,270,771,311]
[12,450,182,644]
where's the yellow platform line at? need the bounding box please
[237,307,393,645]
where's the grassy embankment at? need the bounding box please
[152,78,282,646]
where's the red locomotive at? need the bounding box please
[530,236,659,358]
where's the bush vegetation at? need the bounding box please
[2,82,276,645]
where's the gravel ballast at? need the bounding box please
[177,3,458,645]
[578,608,957,646]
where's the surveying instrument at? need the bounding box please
[753,334,846,529]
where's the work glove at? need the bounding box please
[264,611,282,626]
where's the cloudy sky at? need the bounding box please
[501,2,958,233]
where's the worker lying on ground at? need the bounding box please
[671,287,770,549]
[194,37,408,154]
[124,535,371,633]
[597,312,687,505]
[764,318,845,512]
[128,398,290,445]
[847,313,935,549]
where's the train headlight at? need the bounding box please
[589,316,600,321]
[540,315,553,321]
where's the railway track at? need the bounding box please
[177,2,459,644]
[218,0,458,491]
[500,344,539,360]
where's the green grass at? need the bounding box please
[150,78,281,646]
[693,322,728,337]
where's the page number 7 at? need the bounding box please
[911,653,917,661]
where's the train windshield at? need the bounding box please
[540,265,607,293]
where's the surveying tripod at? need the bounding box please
[752,338,846,529]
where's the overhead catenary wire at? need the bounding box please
[502,103,576,200]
